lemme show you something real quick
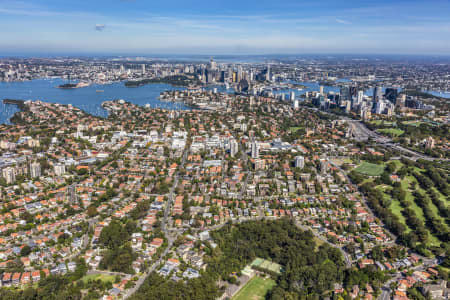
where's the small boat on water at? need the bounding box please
[96,90,104,93]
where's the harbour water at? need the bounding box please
[1,78,446,124]
[0,78,390,124]
[426,91,450,99]
[0,78,190,124]
[282,81,340,96]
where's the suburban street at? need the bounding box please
[124,149,188,299]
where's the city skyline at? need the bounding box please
[1,0,450,55]
[0,10,449,298]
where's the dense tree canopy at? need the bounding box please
[132,219,349,300]
[98,219,137,273]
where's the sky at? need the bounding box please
[1,0,450,56]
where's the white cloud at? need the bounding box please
[95,24,106,31]
[336,18,351,25]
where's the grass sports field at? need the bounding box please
[354,162,385,176]
[251,258,282,275]
[377,128,404,136]
[81,274,116,284]
[402,121,423,127]
[289,127,303,133]
[233,276,276,300]
[370,120,395,126]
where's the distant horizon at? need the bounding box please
[2,53,450,60]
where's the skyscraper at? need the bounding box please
[357,90,364,103]
[210,58,217,71]
[340,87,350,106]
[345,100,351,113]
[349,86,358,99]
[375,101,386,114]
[397,94,406,107]
[290,91,295,101]
[30,162,41,178]
[251,140,259,159]
[353,90,364,109]
[385,88,398,104]
[265,64,271,81]
[373,86,383,102]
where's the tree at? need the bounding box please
[87,205,98,217]
[99,219,131,250]
[371,245,384,261]
[20,245,32,257]
[71,258,88,280]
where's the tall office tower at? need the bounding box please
[237,79,249,93]
[357,90,364,103]
[54,164,66,176]
[385,104,394,116]
[290,91,295,101]
[230,139,238,157]
[319,85,324,96]
[397,94,406,107]
[208,71,216,83]
[340,87,350,105]
[265,64,271,81]
[232,72,238,83]
[375,100,386,114]
[373,86,383,102]
[228,67,233,80]
[2,167,16,184]
[345,100,351,113]
[361,108,372,120]
[251,140,259,159]
[237,65,243,82]
[294,156,305,169]
[204,69,209,83]
[120,65,125,73]
[210,58,217,70]
[349,86,358,99]
[353,90,363,109]
[142,64,146,74]
[385,88,398,104]
[30,162,41,178]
